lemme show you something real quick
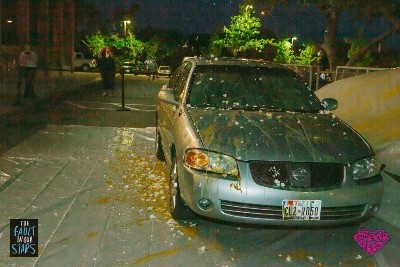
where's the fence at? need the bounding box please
[285,64,389,91]
[283,64,314,89]
[334,66,389,81]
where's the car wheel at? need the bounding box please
[169,159,195,219]
[155,127,165,161]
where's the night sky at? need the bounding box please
[87,0,399,47]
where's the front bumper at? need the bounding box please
[178,161,384,226]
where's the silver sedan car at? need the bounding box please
[156,57,383,226]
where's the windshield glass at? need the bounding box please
[187,65,322,112]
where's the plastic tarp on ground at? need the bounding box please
[316,68,400,229]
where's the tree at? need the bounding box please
[345,0,400,66]
[346,31,373,67]
[251,0,400,69]
[296,43,320,65]
[271,38,295,63]
[82,31,108,55]
[208,32,224,57]
[213,5,271,57]
[83,31,145,65]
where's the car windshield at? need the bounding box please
[187,65,323,112]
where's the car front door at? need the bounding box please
[160,62,192,161]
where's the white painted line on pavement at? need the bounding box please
[109,103,155,112]
[65,101,88,109]
[67,101,156,107]
[64,101,156,111]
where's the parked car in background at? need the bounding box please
[158,65,172,77]
[120,62,137,74]
[120,62,150,76]
[156,57,383,226]
[74,52,96,71]
[49,52,96,71]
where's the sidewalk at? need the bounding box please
[0,69,101,117]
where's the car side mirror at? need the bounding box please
[158,86,179,106]
[321,98,338,111]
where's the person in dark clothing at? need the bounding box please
[96,47,116,97]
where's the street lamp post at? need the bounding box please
[291,37,297,48]
[123,20,131,36]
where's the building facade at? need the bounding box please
[1,0,75,68]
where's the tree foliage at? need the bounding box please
[213,5,272,56]
[347,31,373,67]
[251,0,400,68]
[296,43,320,65]
[82,32,108,55]
[271,38,295,63]
[83,31,145,66]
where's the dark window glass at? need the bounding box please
[175,62,192,100]
[168,65,183,89]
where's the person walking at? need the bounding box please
[96,47,116,97]
[14,43,38,105]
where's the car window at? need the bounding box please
[187,65,322,112]
[168,65,183,89]
[175,62,192,100]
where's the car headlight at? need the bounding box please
[184,149,239,177]
[351,157,381,180]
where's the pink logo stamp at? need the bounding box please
[353,228,390,255]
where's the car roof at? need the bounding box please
[182,56,286,69]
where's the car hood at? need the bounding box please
[187,108,372,163]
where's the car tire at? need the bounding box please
[169,159,195,219]
[155,127,165,161]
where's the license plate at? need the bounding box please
[282,200,322,220]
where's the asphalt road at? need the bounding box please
[0,74,399,266]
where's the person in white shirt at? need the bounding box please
[14,43,37,105]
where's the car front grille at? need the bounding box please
[220,200,366,221]
[249,161,345,189]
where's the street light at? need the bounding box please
[245,5,253,11]
[291,36,297,48]
[123,20,131,36]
